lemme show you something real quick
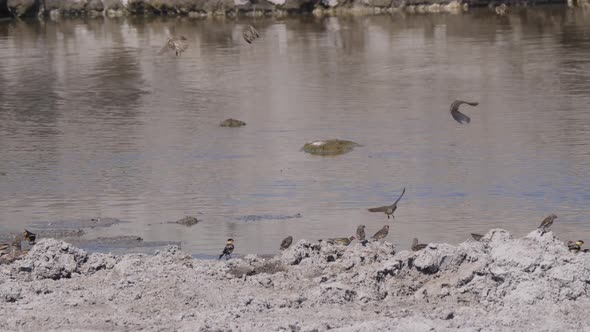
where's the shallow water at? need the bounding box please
[1,8,590,256]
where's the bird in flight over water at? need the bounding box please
[158,36,189,56]
[368,187,406,219]
[242,25,260,44]
[450,100,479,124]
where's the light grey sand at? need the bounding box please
[1,229,589,331]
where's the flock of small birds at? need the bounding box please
[159,24,260,56]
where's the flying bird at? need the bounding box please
[218,238,235,260]
[411,238,427,251]
[371,225,389,241]
[471,233,483,241]
[158,36,189,56]
[450,100,479,124]
[242,25,260,44]
[368,187,406,219]
[538,214,557,234]
[280,236,293,250]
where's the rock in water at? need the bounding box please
[302,139,361,156]
[176,216,199,226]
[220,118,246,127]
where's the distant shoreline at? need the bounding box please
[0,0,573,20]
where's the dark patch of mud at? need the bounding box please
[30,217,125,231]
[235,213,302,222]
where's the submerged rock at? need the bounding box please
[302,139,361,156]
[220,118,246,127]
[176,216,199,226]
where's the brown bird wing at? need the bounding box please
[412,244,427,251]
[393,187,406,206]
[280,236,293,249]
[538,216,553,228]
[368,206,389,212]
[450,100,478,124]
[471,233,483,241]
[372,228,388,239]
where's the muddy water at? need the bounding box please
[1,8,590,256]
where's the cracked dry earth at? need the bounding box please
[1,229,589,331]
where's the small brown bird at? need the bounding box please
[218,238,235,260]
[471,233,483,241]
[368,187,406,219]
[371,225,389,241]
[242,25,260,44]
[538,214,557,234]
[450,100,479,124]
[280,236,293,250]
[411,238,427,251]
[356,225,366,242]
[158,36,189,56]
[326,236,356,246]
[23,230,36,244]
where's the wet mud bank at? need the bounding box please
[0,0,571,19]
[1,229,589,330]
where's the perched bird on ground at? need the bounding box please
[356,225,366,242]
[411,238,427,251]
[242,25,260,44]
[23,230,36,244]
[450,100,479,124]
[368,187,406,219]
[158,36,189,56]
[471,233,483,241]
[371,225,389,241]
[538,214,557,234]
[280,236,293,250]
[495,3,508,15]
[326,236,356,246]
[218,239,235,260]
[567,240,584,253]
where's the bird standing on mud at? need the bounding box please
[219,239,235,260]
[411,238,427,251]
[242,25,260,44]
[567,240,585,253]
[538,214,557,235]
[325,236,356,246]
[368,187,406,220]
[371,225,389,241]
[158,36,189,56]
[450,100,479,124]
[280,236,293,250]
[23,230,36,245]
[356,225,366,242]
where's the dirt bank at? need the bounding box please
[0,229,588,331]
[1,0,570,19]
